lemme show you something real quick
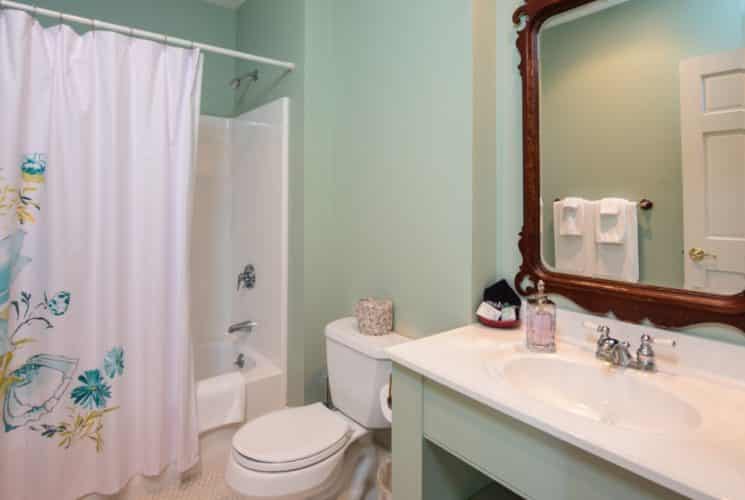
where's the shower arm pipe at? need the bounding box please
[0,0,296,71]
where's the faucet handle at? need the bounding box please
[636,334,676,372]
[640,333,677,348]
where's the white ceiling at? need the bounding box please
[202,0,247,10]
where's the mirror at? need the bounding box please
[538,0,745,296]
[514,0,745,332]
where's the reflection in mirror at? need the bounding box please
[539,0,745,296]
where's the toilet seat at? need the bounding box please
[231,403,352,473]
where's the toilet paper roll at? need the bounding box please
[380,384,393,424]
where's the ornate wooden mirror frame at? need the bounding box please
[512,0,745,332]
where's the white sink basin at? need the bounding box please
[497,356,701,434]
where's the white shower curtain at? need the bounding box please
[0,10,201,499]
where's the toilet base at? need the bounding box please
[226,411,369,499]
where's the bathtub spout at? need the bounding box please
[228,320,257,334]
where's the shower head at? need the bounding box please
[230,69,259,90]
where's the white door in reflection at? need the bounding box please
[681,48,745,294]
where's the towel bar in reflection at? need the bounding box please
[553,198,654,210]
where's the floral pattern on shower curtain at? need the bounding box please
[0,9,202,500]
[1,153,126,450]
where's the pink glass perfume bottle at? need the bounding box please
[526,280,556,352]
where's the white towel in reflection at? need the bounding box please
[553,199,594,274]
[593,199,639,283]
[596,198,627,243]
[557,197,585,236]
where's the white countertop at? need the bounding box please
[386,310,745,500]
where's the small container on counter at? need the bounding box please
[525,280,556,352]
[476,279,522,329]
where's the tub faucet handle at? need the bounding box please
[237,264,256,290]
[234,353,246,369]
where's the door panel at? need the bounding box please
[681,49,745,294]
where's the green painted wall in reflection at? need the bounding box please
[540,0,744,289]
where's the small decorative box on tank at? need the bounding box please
[355,298,393,336]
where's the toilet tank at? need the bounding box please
[325,318,409,429]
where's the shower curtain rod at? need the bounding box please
[0,0,296,71]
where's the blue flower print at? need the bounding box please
[71,369,111,409]
[103,347,124,379]
[46,291,71,316]
[21,153,47,183]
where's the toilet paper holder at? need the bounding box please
[387,375,392,409]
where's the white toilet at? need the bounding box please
[226,317,408,499]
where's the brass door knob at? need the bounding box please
[689,247,717,262]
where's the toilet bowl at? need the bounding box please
[226,318,408,499]
[226,403,367,498]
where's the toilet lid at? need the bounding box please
[232,403,350,468]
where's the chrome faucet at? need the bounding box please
[228,320,257,334]
[587,322,676,372]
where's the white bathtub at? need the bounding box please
[195,339,285,434]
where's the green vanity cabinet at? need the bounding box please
[391,364,686,500]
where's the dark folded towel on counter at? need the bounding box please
[483,279,521,308]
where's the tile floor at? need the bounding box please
[137,442,388,500]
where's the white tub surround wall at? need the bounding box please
[387,309,745,500]
[230,98,290,387]
[192,98,289,432]
[193,116,233,346]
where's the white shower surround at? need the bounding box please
[191,98,290,428]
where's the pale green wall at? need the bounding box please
[307,0,477,403]
[302,0,346,404]
[495,0,525,285]
[234,0,307,406]
[236,0,482,404]
[321,0,475,337]
[540,0,745,289]
[13,0,238,117]
[473,0,499,309]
